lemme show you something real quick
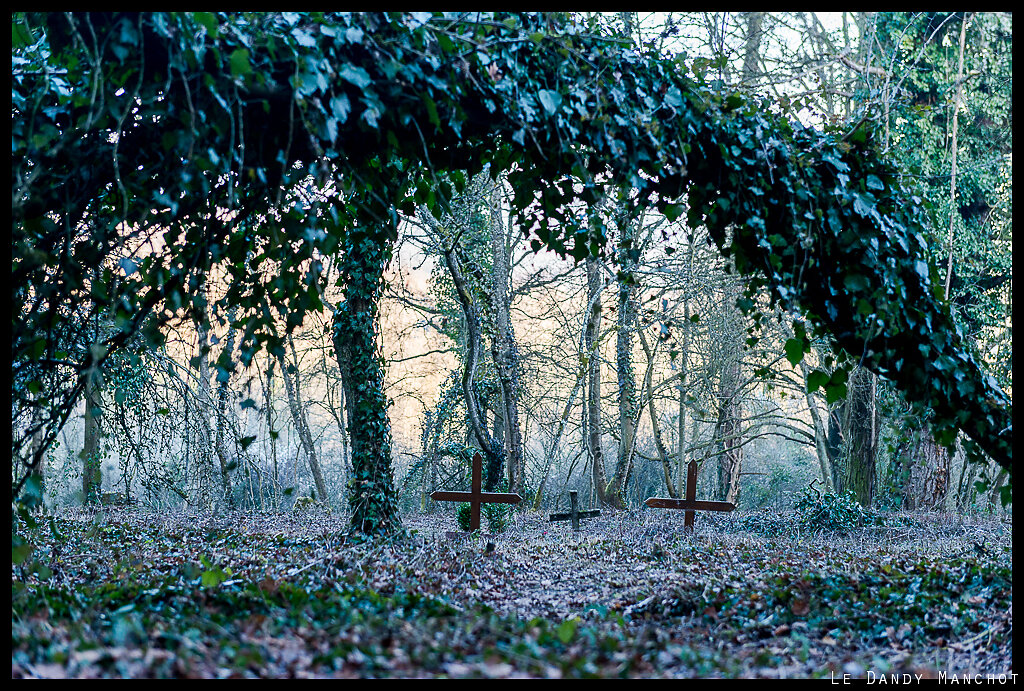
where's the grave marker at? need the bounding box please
[549,490,600,532]
[644,459,735,529]
[430,451,522,532]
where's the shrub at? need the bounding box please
[456,503,473,532]
[794,482,866,531]
[455,503,509,533]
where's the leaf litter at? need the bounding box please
[11,506,1011,678]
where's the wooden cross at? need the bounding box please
[644,459,735,529]
[549,490,600,532]
[430,451,522,532]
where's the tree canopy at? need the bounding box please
[12,11,1011,508]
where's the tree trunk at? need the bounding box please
[214,307,236,506]
[532,364,586,509]
[488,182,525,495]
[585,256,617,508]
[943,13,972,301]
[195,321,217,508]
[709,17,762,508]
[826,400,846,492]
[843,366,877,507]
[28,403,48,508]
[639,329,677,498]
[443,241,503,490]
[81,370,102,504]
[265,350,279,498]
[676,236,696,497]
[611,222,639,506]
[800,360,837,492]
[742,12,764,86]
[903,425,951,510]
[333,231,400,537]
[279,335,329,506]
[715,357,743,506]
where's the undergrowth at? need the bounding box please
[11,506,1012,678]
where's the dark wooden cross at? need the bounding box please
[549,490,601,532]
[644,459,735,529]
[430,451,522,532]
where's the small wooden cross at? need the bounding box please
[644,459,735,529]
[549,490,600,532]
[430,451,522,532]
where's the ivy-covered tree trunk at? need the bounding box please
[332,233,400,537]
[27,405,47,509]
[264,350,280,500]
[81,371,102,504]
[611,231,639,506]
[843,366,877,507]
[488,184,525,496]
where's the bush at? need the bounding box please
[456,503,509,533]
[794,482,866,531]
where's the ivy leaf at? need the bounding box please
[538,89,562,115]
[193,12,218,38]
[865,174,885,191]
[330,94,351,124]
[825,381,848,404]
[556,618,578,643]
[422,94,441,131]
[663,204,685,222]
[229,48,251,77]
[843,273,870,292]
[784,338,805,367]
[340,64,372,89]
[12,543,33,565]
[852,194,873,218]
[291,27,317,48]
[807,370,830,393]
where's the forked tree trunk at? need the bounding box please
[638,329,677,498]
[799,359,837,492]
[488,182,525,495]
[279,336,329,506]
[443,241,504,491]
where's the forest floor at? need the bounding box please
[11,504,1012,679]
